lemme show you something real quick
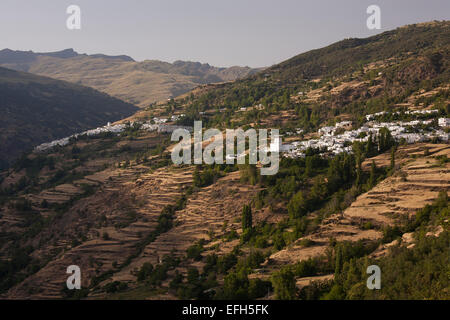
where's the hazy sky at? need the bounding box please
[0,0,448,67]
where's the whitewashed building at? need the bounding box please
[438,118,450,127]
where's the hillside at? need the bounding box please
[163,21,449,129]
[0,49,260,107]
[0,21,448,300]
[0,67,138,169]
[270,21,450,82]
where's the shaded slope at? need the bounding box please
[0,67,138,168]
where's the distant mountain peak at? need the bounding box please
[37,48,79,59]
[0,48,135,63]
[88,53,135,62]
[0,50,258,106]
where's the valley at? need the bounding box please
[0,21,449,300]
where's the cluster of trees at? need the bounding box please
[172,23,449,137]
[186,241,205,261]
[0,246,41,293]
[193,166,224,188]
[328,230,449,299]
[207,133,406,299]
[192,163,240,188]
[103,281,128,293]
[304,191,449,300]
[214,250,270,299]
[168,243,274,300]
[231,134,392,263]
[137,259,173,286]
[271,268,296,299]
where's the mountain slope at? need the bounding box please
[0,67,138,168]
[0,49,260,107]
[269,21,449,82]
[166,21,449,132]
[0,21,448,300]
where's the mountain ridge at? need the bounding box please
[0,48,261,107]
[0,48,134,64]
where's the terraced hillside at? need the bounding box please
[3,164,195,299]
[0,124,262,299]
[106,171,261,287]
[253,143,450,289]
[0,21,449,300]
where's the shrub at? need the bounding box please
[271,268,296,300]
[137,262,153,282]
[104,281,128,293]
[186,243,203,261]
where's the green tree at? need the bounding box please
[390,146,396,171]
[309,176,328,206]
[365,133,376,157]
[334,245,343,277]
[137,262,153,281]
[242,205,252,231]
[271,269,296,300]
[355,152,362,187]
[304,156,314,177]
[368,160,377,189]
[378,127,395,153]
[323,284,345,300]
[222,271,249,299]
[288,191,307,219]
[187,267,200,285]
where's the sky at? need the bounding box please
[0,0,448,68]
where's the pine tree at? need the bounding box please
[379,127,394,153]
[368,160,377,189]
[287,191,307,219]
[353,141,364,187]
[242,205,252,231]
[390,146,396,171]
[334,245,343,277]
[365,133,375,157]
[310,176,328,206]
[355,153,362,187]
[305,156,314,177]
